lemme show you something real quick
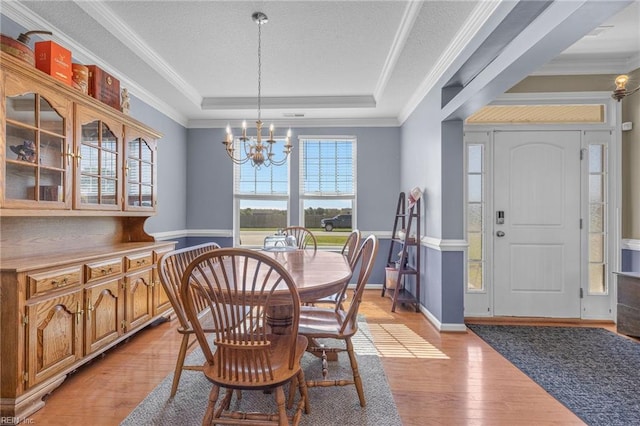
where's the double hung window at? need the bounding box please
[299,136,356,247]
[233,139,289,246]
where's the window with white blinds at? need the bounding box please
[300,137,355,196]
[233,140,289,195]
[299,137,356,243]
[233,138,290,247]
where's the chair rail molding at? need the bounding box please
[622,239,640,251]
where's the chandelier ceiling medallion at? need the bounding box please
[612,74,639,102]
[222,12,292,168]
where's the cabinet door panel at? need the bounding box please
[85,279,124,354]
[26,290,83,386]
[124,269,153,331]
[75,107,122,211]
[124,127,156,212]
[3,87,72,209]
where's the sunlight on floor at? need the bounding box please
[368,323,449,359]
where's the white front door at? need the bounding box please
[493,130,581,317]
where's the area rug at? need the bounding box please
[467,325,640,426]
[121,320,401,425]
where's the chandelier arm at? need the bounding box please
[224,147,252,165]
[266,153,290,166]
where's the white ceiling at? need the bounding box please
[4,1,639,128]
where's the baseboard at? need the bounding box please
[420,305,467,332]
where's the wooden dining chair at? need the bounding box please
[341,229,361,270]
[180,248,309,425]
[282,226,317,251]
[157,242,222,397]
[290,234,378,408]
[305,229,361,307]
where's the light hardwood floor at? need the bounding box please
[28,290,614,425]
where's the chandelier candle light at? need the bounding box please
[222,12,292,167]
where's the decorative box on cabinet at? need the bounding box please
[1,52,175,419]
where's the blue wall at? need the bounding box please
[129,97,188,235]
[186,126,401,232]
[622,249,640,272]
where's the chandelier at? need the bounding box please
[612,74,639,102]
[222,12,292,167]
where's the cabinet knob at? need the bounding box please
[51,277,69,287]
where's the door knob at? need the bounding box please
[496,231,505,237]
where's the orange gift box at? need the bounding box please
[87,65,120,110]
[34,41,72,85]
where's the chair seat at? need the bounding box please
[297,306,357,338]
[204,334,309,390]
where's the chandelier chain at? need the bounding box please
[257,21,262,122]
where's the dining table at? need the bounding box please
[257,248,352,333]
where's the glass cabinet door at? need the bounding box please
[76,108,122,210]
[124,128,156,211]
[3,92,71,208]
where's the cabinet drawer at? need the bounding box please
[28,266,82,298]
[124,252,153,271]
[85,258,123,283]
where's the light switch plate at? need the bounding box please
[622,121,633,131]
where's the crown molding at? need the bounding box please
[373,0,422,102]
[3,1,189,127]
[397,0,504,124]
[201,95,376,110]
[532,52,640,76]
[188,116,400,129]
[73,0,202,107]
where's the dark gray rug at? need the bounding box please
[467,325,640,426]
[121,321,401,425]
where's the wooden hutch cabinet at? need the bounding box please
[0,52,175,418]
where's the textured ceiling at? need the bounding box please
[3,1,638,127]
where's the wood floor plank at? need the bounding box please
[26,290,601,425]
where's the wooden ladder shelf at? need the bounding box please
[382,192,421,312]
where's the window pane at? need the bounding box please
[468,262,483,291]
[589,233,603,263]
[589,145,603,173]
[589,204,603,232]
[40,134,64,168]
[468,233,482,260]
[589,175,603,203]
[303,199,352,247]
[467,203,482,232]
[236,143,289,195]
[588,263,605,294]
[468,145,482,173]
[238,199,288,247]
[302,139,354,195]
[468,175,482,202]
